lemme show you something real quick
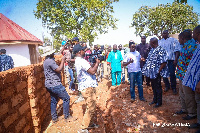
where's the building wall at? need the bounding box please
[0,44,31,67]
[0,55,65,133]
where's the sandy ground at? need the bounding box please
[41,63,198,133]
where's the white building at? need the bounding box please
[0,13,43,67]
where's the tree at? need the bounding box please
[34,0,119,46]
[131,2,199,39]
[175,0,187,4]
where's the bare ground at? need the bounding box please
[41,65,198,133]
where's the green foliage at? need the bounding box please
[123,44,129,48]
[131,2,199,39]
[175,0,187,4]
[34,0,119,47]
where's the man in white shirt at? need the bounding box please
[123,41,146,102]
[73,44,100,130]
[159,30,181,95]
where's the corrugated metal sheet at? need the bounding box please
[0,13,42,44]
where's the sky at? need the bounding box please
[0,0,200,45]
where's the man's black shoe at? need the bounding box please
[164,88,170,92]
[188,123,200,129]
[182,115,197,120]
[131,98,135,103]
[149,101,156,105]
[140,98,147,102]
[175,110,187,115]
[173,89,177,95]
[154,103,162,108]
[87,123,99,129]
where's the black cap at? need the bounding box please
[72,37,79,42]
[73,44,87,54]
[0,49,6,53]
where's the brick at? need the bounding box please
[11,94,23,107]
[36,82,42,89]
[19,102,30,115]
[31,108,39,116]
[16,81,27,92]
[0,86,15,100]
[0,103,9,117]
[15,117,26,132]
[24,124,31,133]
[3,112,18,128]
[30,98,38,107]
[40,96,45,105]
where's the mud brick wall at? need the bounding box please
[0,55,65,133]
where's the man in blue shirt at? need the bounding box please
[107,44,123,86]
[0,49,14,72]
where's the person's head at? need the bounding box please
[94,45,98,51]
[193,25,200,42]
[162,30,169,39]
[72,37,79,45]
[182,29,192,43]
[45,49,56,59]
[129,42,136,52]
[118,44,122,51]
[0,49,6,54]
[73,44,87,57]
[113,44,118,52]
[150,37,158,48]
[178,32,184,45]
[107,45,111,52]
[141,36,146,44]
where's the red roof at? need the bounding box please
[0,13,42,45]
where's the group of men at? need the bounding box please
[43,25,200,132]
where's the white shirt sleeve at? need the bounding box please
[81,58,91,72]
[123,53,128,62]
[174,38,181,52]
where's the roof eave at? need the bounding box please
[0,40,43,46]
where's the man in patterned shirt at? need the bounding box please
[176,30,198,120]
[182,25,200,130]
[142,37,168,108]
[74,44,100,131]
[159,30,181,95]
[0,49,14,72]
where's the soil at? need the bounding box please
[41,64,198,133]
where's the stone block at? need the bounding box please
[15,117,26,132]
[3,112,18,128]
[11,94,23,107]
[24,124,31,133]
[19,102,30,115]
[0,103,9,117]
[0,86,15,100]
[16,81,27,92]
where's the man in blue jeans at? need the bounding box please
[43,51,72,123]
[123,41,146,102]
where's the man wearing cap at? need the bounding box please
[74,44,100,130]
[0,49,14,72]
[43,52,73,123]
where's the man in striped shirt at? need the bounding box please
[182,25,200,130]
